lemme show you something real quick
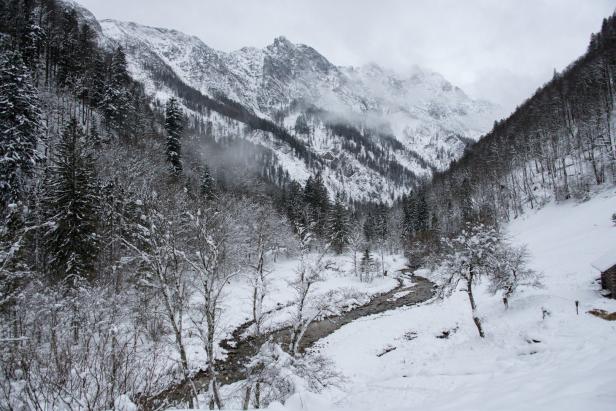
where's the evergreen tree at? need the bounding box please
[363,212,376,243]
[200,164,215,200]
[18,13,41,71]
[100,47,132,133]
[303,175,315,201]
[44,118,100,282]
[414,192,429,234]
[459,178,474,223]
[0,47,43,207]
[165,97,184,173]
[359,248,374,282]
[303,172,329,237]
[89,118,101,147]
[74,23,98,105]
[124,84,151,139]
[286,180,305,229]
[0,202,33,313]
[401,194,415,239]
[56,8,80,90]
[90,53,108,108]
[403,190,430,240]
[1,0,40,70]
[328,192,350,254]
[294,114,310,135]
[375,203,389,242]
[374,203,389,275]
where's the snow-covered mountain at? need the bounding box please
[91,15,501,201]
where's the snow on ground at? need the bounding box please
[215,252,401,347]
[263,187,616,411]
[178,251,404,368]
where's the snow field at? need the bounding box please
[263,188,616,411]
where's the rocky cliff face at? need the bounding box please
[66,12,501,201]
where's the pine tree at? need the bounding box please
[0,202,32,313]
[459,178,475,223]
[74,23,98,107]
[328,193,350,254]
[100,47,132,133]
[303,172,329,237]
[90,54,108,108]
[200,164,215,200]
[1,0,40,70]
[294,114,310,135]
[165,97,184,173]
[414,192,429,234]
[359,248,374,282]
[19,13,42,71]
[401,194,413,239]
[363,212,375,243]
[374,203,389,275]
[44,118,100,283]
[0,47,43,207]
[375,202,389,242]
[56,8,80,90]
[89,118,101,147]
[403,191,430,240]
[286,180,305,229]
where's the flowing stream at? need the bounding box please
[141,275,436,409]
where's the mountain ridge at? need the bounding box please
[88,13,503,201]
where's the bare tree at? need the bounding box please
[438,223,500,338]
[0,282,169,411]
[348,225,364,279]
[183,197,241,410]
[240,200,293,409]
[489,244,541,308]
[288,226,331,356]
[123,193,195,407]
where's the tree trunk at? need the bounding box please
[242,385,252,410]
[161,281,193,408]
[255,381,261,408]
[206,308,223,409]
[466,275,485,338]
[210,378,223,410]
[178,342,193,408]
[252,286,259,334]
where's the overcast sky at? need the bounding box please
[77,0,615,113]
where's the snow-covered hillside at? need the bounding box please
[260,189,616,411]
[94,18,501,201]
[99,20,498,142]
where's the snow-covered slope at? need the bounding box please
[267,189,616,411]
[100,19,498,139]
[94,18,501,201]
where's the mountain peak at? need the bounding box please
[99,16,501,195]
[272,35,294,47]
[267,35,298,55]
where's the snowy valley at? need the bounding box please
[1,1,616,411]
[284,188,616,411]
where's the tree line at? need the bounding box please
[389,13,616,340]
[403,13,616,246]
[0,1,399,408]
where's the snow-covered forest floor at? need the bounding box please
[215,188,616,411]
[176,252,406,371]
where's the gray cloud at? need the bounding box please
[77,0,615,113]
